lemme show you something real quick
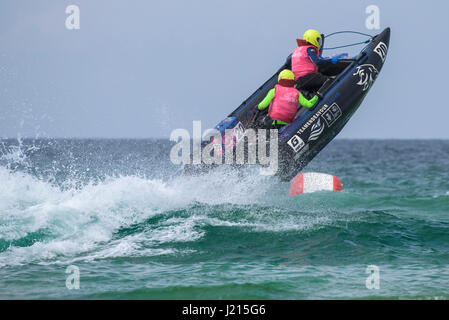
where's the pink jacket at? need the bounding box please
[268,84,299,123]
[292,43,320,79]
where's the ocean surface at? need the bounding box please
[0,138,448,299]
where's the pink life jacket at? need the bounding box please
[291,44,320,79]
[268,84,299,124]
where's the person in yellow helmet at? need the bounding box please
[291,29,346,93]
[256,69,318,128]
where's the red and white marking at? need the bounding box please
[289,172,343,196]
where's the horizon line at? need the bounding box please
[2,137,449,141]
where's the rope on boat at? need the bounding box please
[322,30,373,51]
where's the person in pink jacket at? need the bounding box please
[292,29,345,93]
[257,69,318,128]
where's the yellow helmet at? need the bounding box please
[303,29,322,49]
[278,69,295,82]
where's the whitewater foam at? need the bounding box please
[0,141,351,268]
[0,164,286,267]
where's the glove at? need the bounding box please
[331,57,339,64]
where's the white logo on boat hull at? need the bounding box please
[308,119,324,142]
[288,135,305,152]
[353,64,379,91]
[374,42,388,62]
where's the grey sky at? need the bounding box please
[0,0,447,139]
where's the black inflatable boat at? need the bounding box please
[185,28,390,181]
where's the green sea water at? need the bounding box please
[0,139,448,299]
